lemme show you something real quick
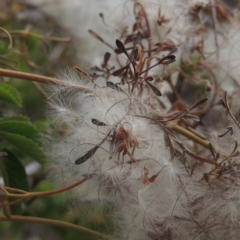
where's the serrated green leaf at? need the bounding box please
[0,82,22,107]
[0,149,29,214]
[0,132,46,164]
[0,120,40,142]
[0,115,30,123]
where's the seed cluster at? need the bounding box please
[48,1,240,239]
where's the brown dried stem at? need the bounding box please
[0,68,96,93]
[0,177,88,213]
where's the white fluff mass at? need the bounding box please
[40,0,240,239]
[48,72,240,240]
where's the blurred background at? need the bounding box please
[0,0,113,239]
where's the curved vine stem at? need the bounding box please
[0,27,13,49]
[0,215,111,239]
[0,177,87,204]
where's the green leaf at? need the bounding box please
[0,149,29,214]
[0,115,30,123]
[0,132,46,164]
[0,149,29,191]
[0,82,22,106]
[0,120,41,142]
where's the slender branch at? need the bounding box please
[173,125,231,158]
[0,68,64,84]
[2,197,25,207]
[173,125,209,149]
[182,146,217,165]
[30,177,88,197]
[3,177,87,199]
[0,68,95,93]
[2,187,27,193]
[0,27,12,49]
[0,215,110,239]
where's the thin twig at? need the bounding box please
[173,125,231,158]
[0,215,110,239]
[0,68,95,93]
[173,125,209,149]
[0,27,13,49]
[3,177,87,199]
